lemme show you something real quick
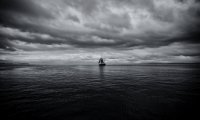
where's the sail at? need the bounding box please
[99,58,104,63]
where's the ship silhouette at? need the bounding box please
[98,58,106,66]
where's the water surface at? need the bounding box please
[0,64,200,120]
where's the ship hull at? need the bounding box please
[99,63,106,66]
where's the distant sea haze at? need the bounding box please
[0,64,200,120]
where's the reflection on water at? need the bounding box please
[99,66,105,79]
[0,64,200,120]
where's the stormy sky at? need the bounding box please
[0,0,200,65]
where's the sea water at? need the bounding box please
[0,64,200,120]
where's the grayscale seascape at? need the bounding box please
[1,0,200,119]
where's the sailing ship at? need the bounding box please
[98,58,106,66]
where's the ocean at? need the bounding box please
[0,64,200,120]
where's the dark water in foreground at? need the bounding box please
[0,64,200,120]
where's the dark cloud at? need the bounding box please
[67,14,80,23]
[0,0,53,18]
[0,38,16,51]
[0,0,199,64]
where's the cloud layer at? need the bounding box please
[0,0,200,64]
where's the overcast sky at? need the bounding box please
[0,0,200,64]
